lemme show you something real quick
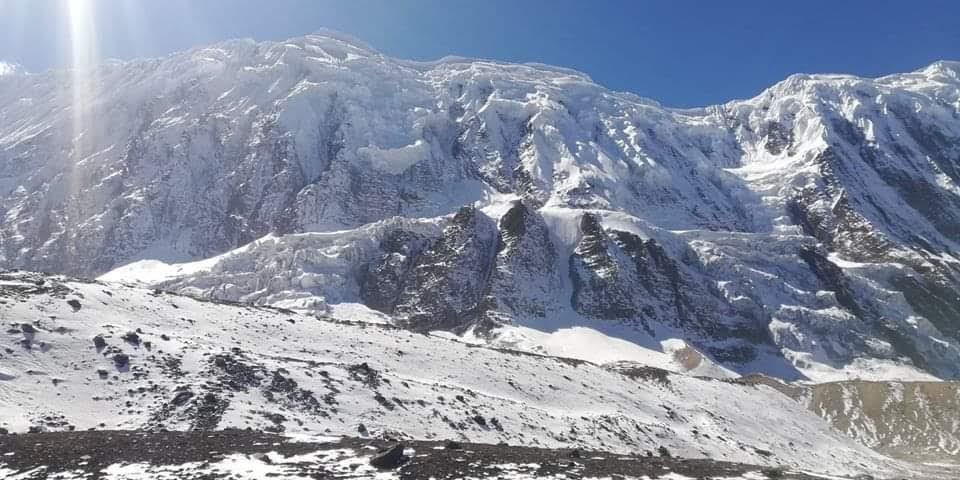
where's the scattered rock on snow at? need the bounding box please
[122,332,141,346]
[444,440,463,450]
[113,353,130,369]
[369,443,408,469]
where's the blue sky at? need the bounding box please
[1,0,958,107]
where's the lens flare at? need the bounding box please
[67,0,98,159]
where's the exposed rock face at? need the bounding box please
[796,246,927,370]
[394,206,499,332]
[356,201,563,330]
[570,213,767,362]
[569,213,639,323]
[2,34,960,380]
[359,229,435,314]
[485,201,563,323]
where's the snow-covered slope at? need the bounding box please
[2,32,960,381]
[0,271,938,478]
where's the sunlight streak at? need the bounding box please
[67,0,98,161]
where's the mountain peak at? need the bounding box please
[302,28,379,53]
[921,59,960,79]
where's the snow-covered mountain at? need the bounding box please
[2,32,960,382]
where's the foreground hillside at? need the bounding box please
[0,431,861,480]
[2,32,960,380]
[0,270,945,478]
[0,430,884,480]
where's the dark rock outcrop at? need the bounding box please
[369,443,408,469]
[394,207,499,332]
